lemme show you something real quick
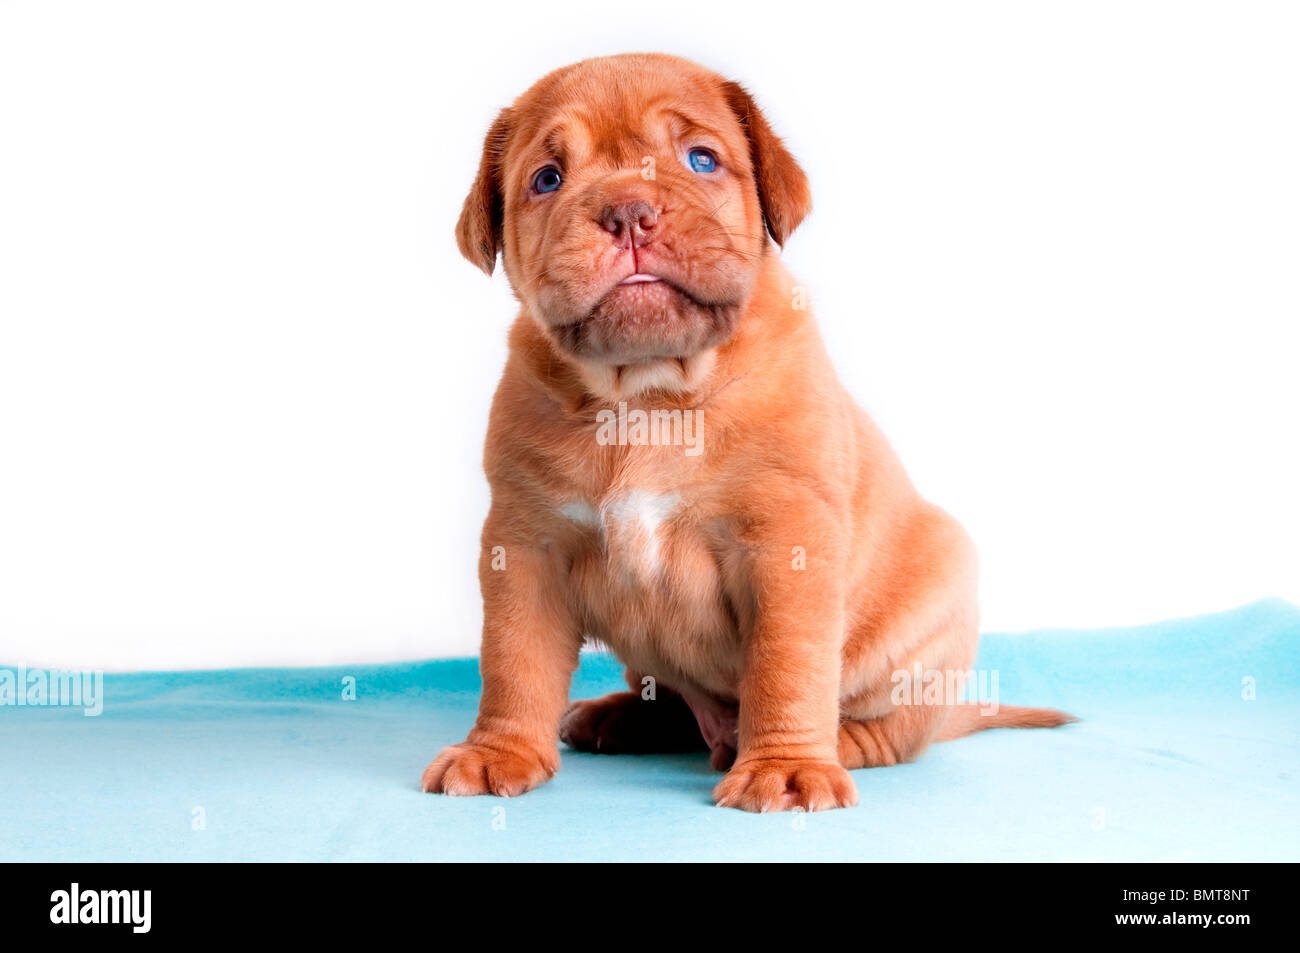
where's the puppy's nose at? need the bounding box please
[600,201,658,248]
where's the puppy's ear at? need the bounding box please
[456,108,512,275]
[722,82,811,246]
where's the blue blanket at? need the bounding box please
[3,600,1297,861]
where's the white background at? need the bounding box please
[1,1,1297,670]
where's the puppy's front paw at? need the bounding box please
[713,757,858,813]
[421,741,557,798]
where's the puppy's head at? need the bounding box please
[457,54,810,379]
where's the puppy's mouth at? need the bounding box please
[548,273,743,365]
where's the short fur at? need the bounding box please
[423,53,1073,812]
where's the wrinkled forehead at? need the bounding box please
[506,59,746,171]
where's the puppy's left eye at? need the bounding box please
[686,148,718,174]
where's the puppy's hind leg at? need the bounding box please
[560,670,707,755]
[838,609,979,768]
[837,704,950,769]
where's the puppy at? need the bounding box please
[423,53,1073,812]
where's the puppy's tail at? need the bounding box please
[936,703,1078,742]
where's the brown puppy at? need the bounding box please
[423,53,1073,812]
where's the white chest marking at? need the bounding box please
[558,500,601,528]
[559,491,682,577]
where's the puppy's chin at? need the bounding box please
[569,347,721,404]
[546,281,743,367]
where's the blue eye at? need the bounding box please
[532,166,562,193]
[687,148,718,174]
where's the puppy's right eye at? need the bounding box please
[532,166,563,194]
